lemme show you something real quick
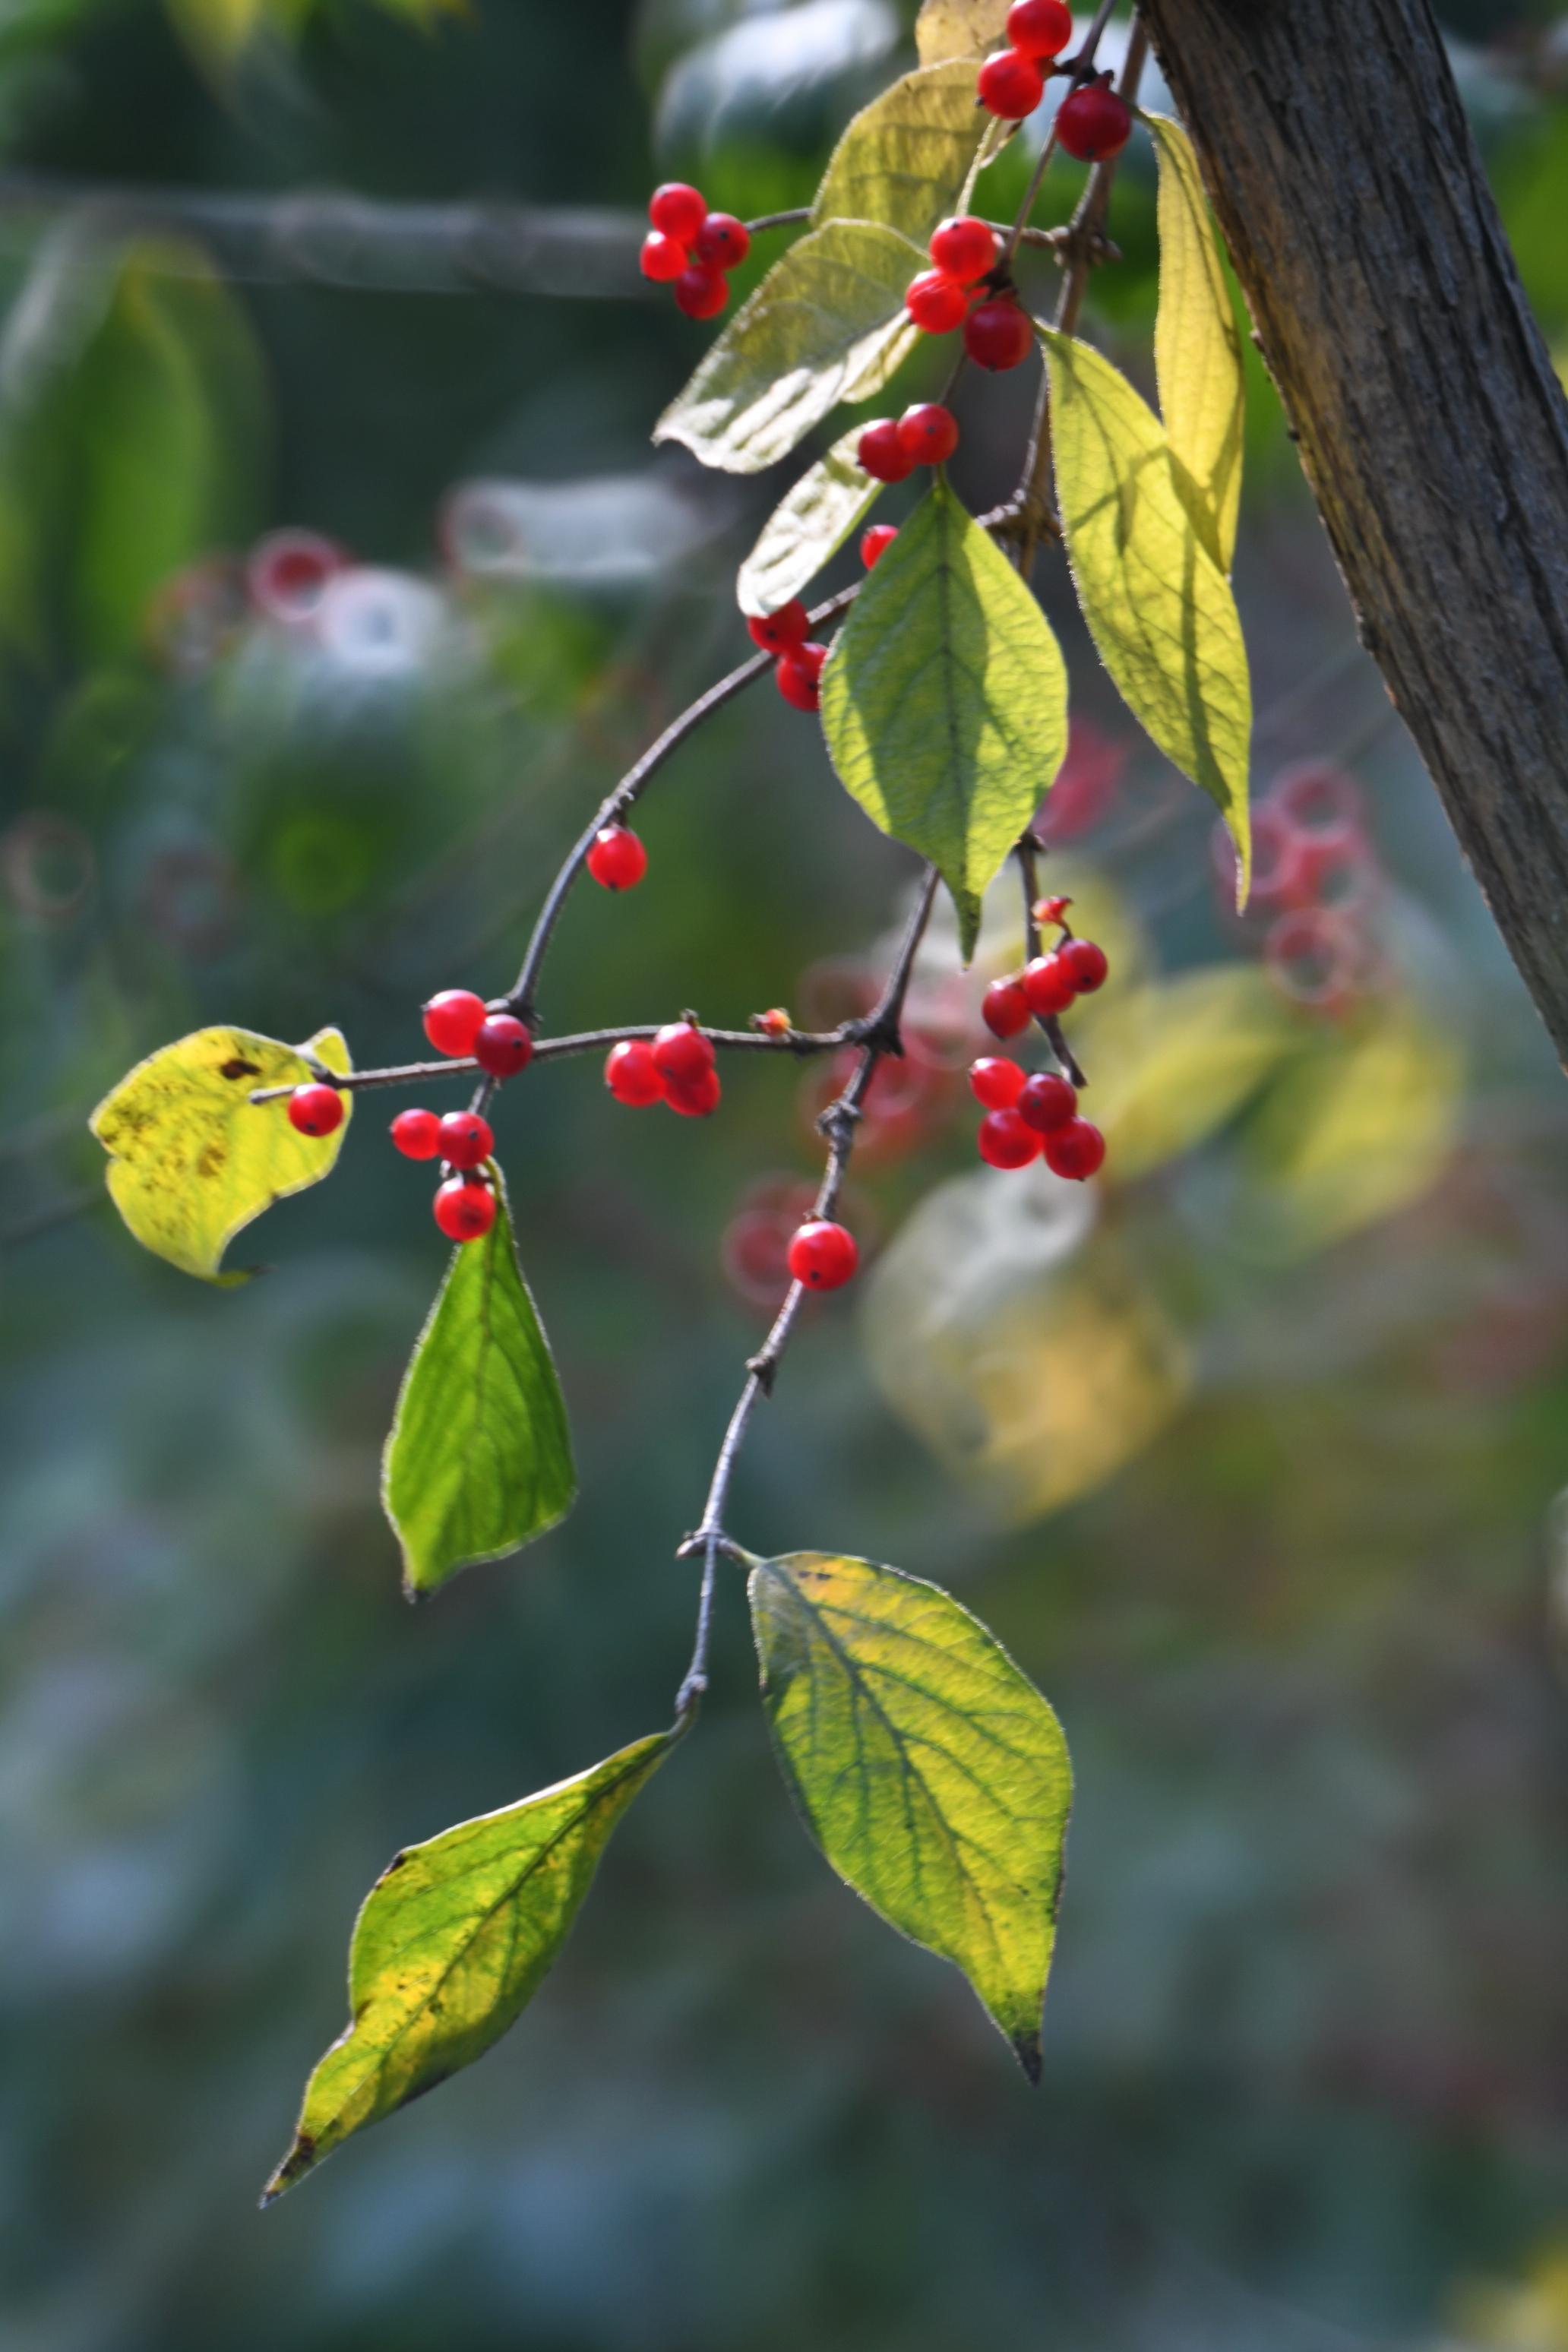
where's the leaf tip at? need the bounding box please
[1010,2027,1044,2086]
[259,2131,317,2206]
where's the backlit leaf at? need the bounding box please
[653,221,923,476]
[261,1728,675,2202]
[382,1172,575,1598]
[737,426,880,617]
[90,1024,351,1282]
[915,0,1007,65]
[812,59,998,245]
[748,1550,1073,2077]
[1145,112,1244,572]
[820,477,1067,958]
[1041,328,1251,893]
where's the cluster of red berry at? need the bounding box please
[969,899,1110,1178]
[640,182,751,320]
[976,0,1133,163]
[604,1021,722,1118]
[902,218,1035,374]
[1212,763,1384,1014]
[858,400,961,484]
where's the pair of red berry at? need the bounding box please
[422,988,534,1075]
[975,0,1072,118]
[858,402,961,484]
[387,1105,501,1239]
[982,921,1110,1038]
[605,1022,722,1117]
[640,183,750,320]
[969,1055,1105,1178]
[744,600,830,712]
[904,217,1035,374]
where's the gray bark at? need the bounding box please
[1136,0,1568,1064]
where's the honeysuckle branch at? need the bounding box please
[247,1017,872,1104]
[504,583,861,1030]
[671,863,940,1718]
[1006,12,1149,571]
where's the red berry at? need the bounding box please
[288,1082,343,1137]
[977,47,1044,119]
[474,1013,534,1078]
[896,402,959,466]
[1043,1116,1106,1180]
[665,1064,722,1118]
[929,214,997,283]
[969,1057,1026,1111]
[1007,0,1072,57]
[776,643,827,712]
[423,989,487,1057]
[1059,936,1108,992]
[977,1108,1041,1168]
[858,420,916,483]
[1023,952,1076,1016]
[434,1175,497,1243]
[694,211,750,268]
[390,1107,441,1159]
[675,265,729,320]
[653,1022,716,1086]
[982,976,1032,1038]
[904,269,969,334]
[787,1219,858,1290]
[1056,77,1133,162]
[861,524,899,568]
[640,231,688,283]
[964,296,1034,372]
[438,1109,494,1170]
[747,602,810,655]
[586,825,649,890]
[649,182,707,242]
[1017,1071,1076,1133]
[605,1039,664,1107]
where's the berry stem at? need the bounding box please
[744,208,810,233]
[503,583,859,1028]
[1015,833,1086,1089]
[671,863,938,1712]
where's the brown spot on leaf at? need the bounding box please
[195,1142,227,1180]
[220,1057,262,1080]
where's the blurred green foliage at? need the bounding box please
[1,3,1567,2350]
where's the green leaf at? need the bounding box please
[382,1171,576,1598]
[915,0,1008,65]
[748,1551,1073,2078]
[0,234,267,669]
[89,1024,351,1282]
[653,222,924,476]
[812,60,1000,246]
[1144,112,1244,573]
[261,1728,675,2203]
[819,478,1067,958]
[1040,328,1251,894]
[737,427,881,618]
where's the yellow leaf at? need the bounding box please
[1144,112,1245,573]
[1041,328,1252,896]
[90,1024,352,1282]
[1069,965,1301,1180]
[737,426,880,617]
[915,0,1008,66]
[813,60,1000,246]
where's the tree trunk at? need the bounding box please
[1135,0,1568,1066]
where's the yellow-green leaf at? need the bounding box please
[261,1728,675,2203]
[820,477,1067,958]
[1145,112,1244,572]
[915,0,1007,65]
[382,1171,575,1598]
[1041,328,1251,893]
[89,1023,351,1282]
[1067,965,1301,1180]
[737,427,881,618]
[749,1551,1072,2078]
[812,59,999,246]
[653,221,923,476]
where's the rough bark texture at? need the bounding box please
[1136,0,1568,1064]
